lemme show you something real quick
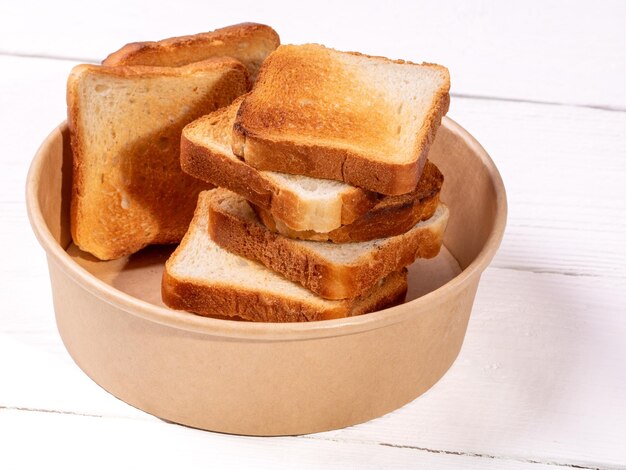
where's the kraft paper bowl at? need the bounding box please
[26,117,506,436]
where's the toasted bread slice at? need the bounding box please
[232,44,450,195]
[103,23,279,83]
[162,191,408,322]
[181,97,378,233]
[67,59,248,260]
[207,189,449,300]
[255,161,443,242]
[182,98,442,235]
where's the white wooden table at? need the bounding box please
[2,1,625,468]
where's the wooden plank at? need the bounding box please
[1,1,624,108]
[0,333,150,419]
[2,251,625,468]
[325,267,626,469]
[0,56,79,203]
[3,54,626,468]
[5,52,624,278]
[0,409,577,470]
[449,97,626,279]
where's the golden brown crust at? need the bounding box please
[255,161,443,242]
[339,187,378,225]
[180,131,274,208]
[414,90,450,179]
[103,23,280,83]
[67,59,248,260]
[162,268,407,323]
[232,44,451,195]
[67,69,83,255]
[207,189,447,299]
[232,127,422,196]
[160,191,407,322]
[180,105,380,230]
[162,269,316,322]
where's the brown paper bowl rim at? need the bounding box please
[26,117,507,341]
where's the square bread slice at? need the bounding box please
[181,98,443,236]
[207,189,449,300]
[232,44,450,195]
[103,22,280,83]
[67,58,248,260]
[162,191,408,322]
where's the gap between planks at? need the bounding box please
[3,197,616,283]
[489,265,607,279]
[1,50,625,114]
[0,405,104,419]
[0,50,97,64]
[0,406,615,470]
[375,443,612,470]
[451,92,626,113]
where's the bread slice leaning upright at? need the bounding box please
[162,191,408,322]
[103,22,280,83]
[207,189,449,300]
[67,58,248,260]
[232,44,451,195]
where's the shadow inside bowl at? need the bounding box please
[26,117,506,435]
[67,241,462,314]
[55,121,464,319]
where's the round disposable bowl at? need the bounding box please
[26,117,506,436]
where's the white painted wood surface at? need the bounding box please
[2,2,626,469]
[1,0,624,109]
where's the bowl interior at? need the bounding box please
[27,118,505,332]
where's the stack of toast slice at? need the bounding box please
[67,24,279,260]
[162,191,411,322]
[163,43,451,322]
